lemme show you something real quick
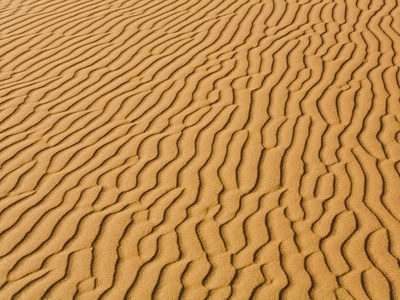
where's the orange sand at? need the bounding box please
[0,0,400,299]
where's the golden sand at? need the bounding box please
[0,0,400,299]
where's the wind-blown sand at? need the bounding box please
[0,0,400,299]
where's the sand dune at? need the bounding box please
[0,0,400,298]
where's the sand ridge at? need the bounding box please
[0,0,400,299]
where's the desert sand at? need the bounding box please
[0,0,400,299]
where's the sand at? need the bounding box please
[0,0,399,299]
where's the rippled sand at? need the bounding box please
[0,0,400,299]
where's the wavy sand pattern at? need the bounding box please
[1,0,400,299]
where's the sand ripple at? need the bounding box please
[0,0,400,299]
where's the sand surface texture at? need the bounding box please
[1,0,400,299]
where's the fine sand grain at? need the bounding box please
[0,0,400,299]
